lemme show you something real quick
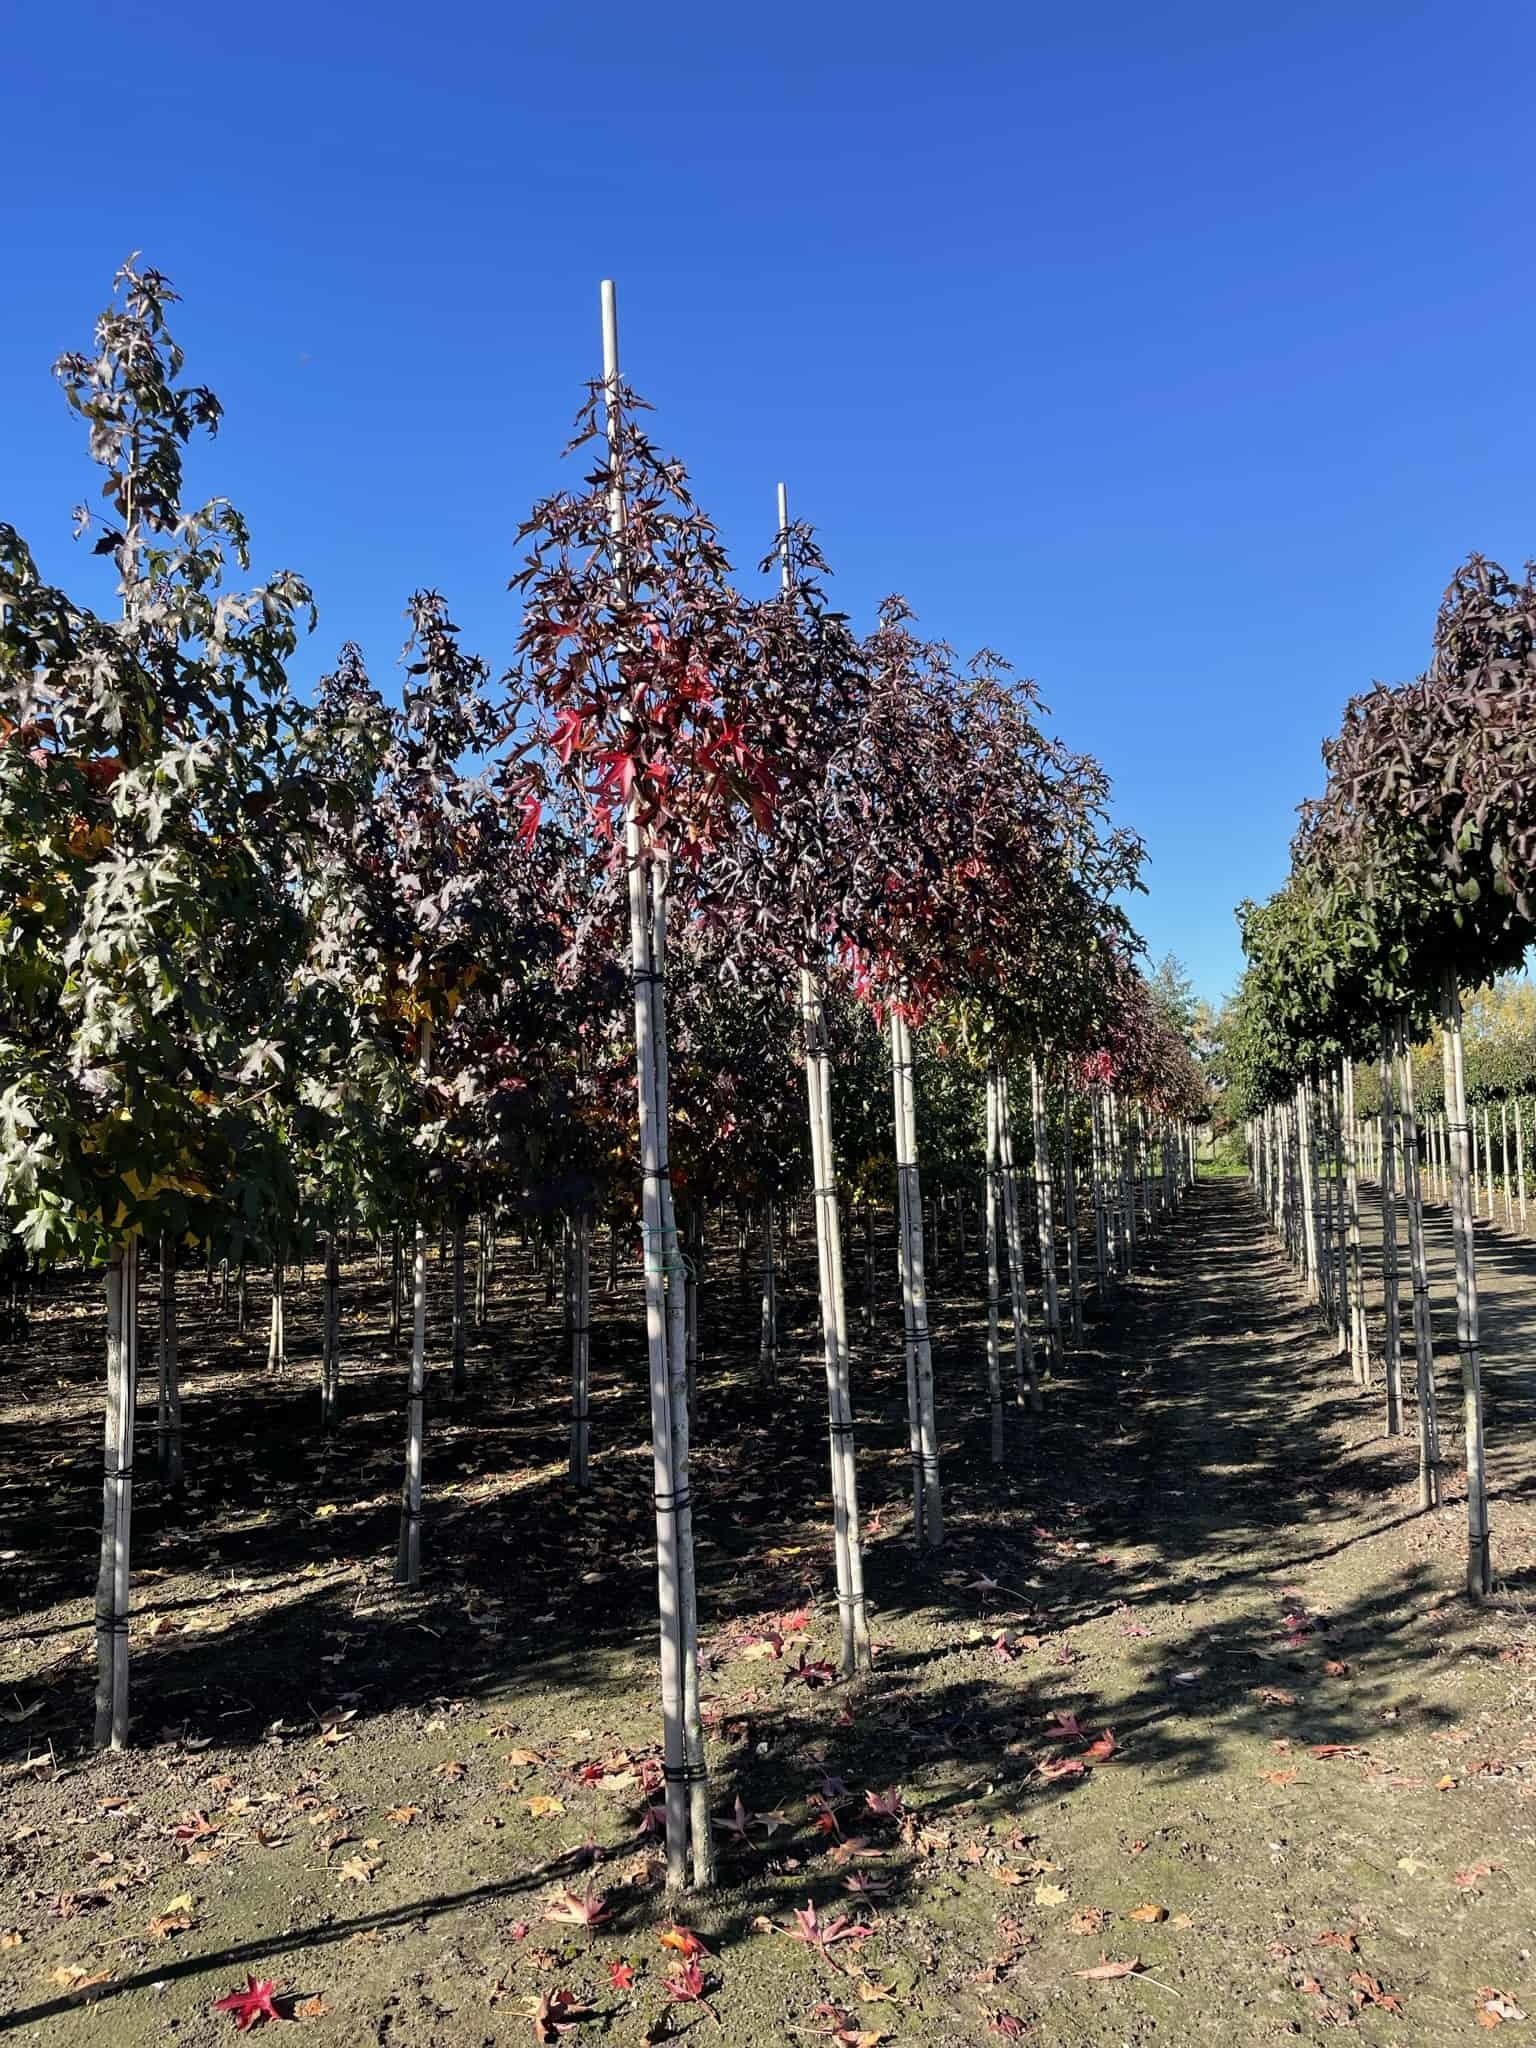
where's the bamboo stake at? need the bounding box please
[1440,974,1491,1598]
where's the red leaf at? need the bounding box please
[212,1977,286,2030]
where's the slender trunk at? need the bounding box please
[1440,974,1491,1599]
[648,861,712,1888]
[983,1062,1006,1464]
[94,1246,138,1750]
[800,967,870,1674]
[321,1231,341,1429]
[396,1018,433,1588]
[1517,1095,1528,1230]
[1340,1060,1368,1386]
[684,1204,700,1404]
[1029,1058,1062,1370]
[890,1004,943,1545]
[758,1203,777,1380]
[390,1229,402,1352]
[996,1070,1041,1412]
[1396,1018,1442,1508]
[1296,1076,1321,1303]
[569,1208,591,1488]
[267,1254,286,1371]
[1500,1100,1512,1228]
[450,1215,467,1399]
[156,1234,183,1491]
[1376,1033,1403,1437]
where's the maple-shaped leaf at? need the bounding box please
[1084,1729,1116,1762]
[864,1786,903,1819]
[658,1924,707,1959]
[523,1987,592,2043]
[543,1888,610,1929]
[212,1976,286,2030]
[1036,1756,1087,1782]
[784,1654,837,1690]
[1042,1710,1084,1741]
[713,1794,756,1841]
[662,1960,712,2005]
[607,1959,636,1991]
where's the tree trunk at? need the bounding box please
[1395,1018,1442,1508]
[1376,1033,1403,1437]
[1029,1058,1062,1371]
[800,967,870,1674]
[321,1231,341,1428]
[647,860,712,1889]
[996,1069,1040,1412]
[450,1215,467,1399]
[1440,974,1491,1598]
[94,1247,137,1750]
[267,1254,286,1371]
[156,1234,183,1491]
[1340,1060,1368,1386]
[1059,1074,1082,1345]
[397,1020,433,1588]
[758,1203,777,1381]
[569,1208,591,1488]
[983,1062,1006,1465]
[890,1004,943,1546]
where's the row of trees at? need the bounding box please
[0,264,1204,1887]
[1222,556,1536,1602]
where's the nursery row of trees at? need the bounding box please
[0,264,1205,1886]
[1223,554,1536,1603]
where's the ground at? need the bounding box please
[2,1178,1535,2047]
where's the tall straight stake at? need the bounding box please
[94,1244,139,1749]
[397,1015,433,1586]
[890,1004,943,1544]
[1440,973,1491,1598]
[1376,1031,1403,1435]
[983,1063,1006,1463]
[602,282,696,1887]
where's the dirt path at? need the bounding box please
[1,1182,1533,2046]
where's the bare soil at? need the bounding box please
[2,1179,1534,2047]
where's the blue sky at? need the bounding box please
[6,0,1535,1000]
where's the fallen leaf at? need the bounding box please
[524,1796,565,1819]
[1475,1987,1527,2028]
[1034,1882,1069,1908]
[212,1976,285,2029]
[1127,1904,1167,1924]
[1073,1955,1144,1981]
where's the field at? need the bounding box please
[3,1178,1534,2047]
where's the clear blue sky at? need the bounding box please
[6,0,1535,1001]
